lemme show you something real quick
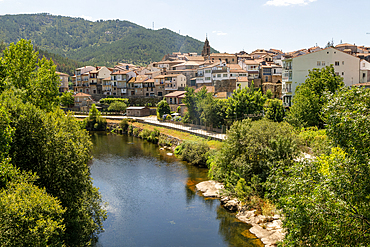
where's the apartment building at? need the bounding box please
[282,47,360,107]
[56,72,69,93]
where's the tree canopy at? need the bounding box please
[287,65,344,128]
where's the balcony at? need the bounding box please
[282,88,292,93]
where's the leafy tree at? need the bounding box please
[0,166,66,247]
[0,99,66,246]
[1,39,60,111]
[108,101,127,112]
[264,98,285,122]
[84,104,107,131]
[60,91,74,107]
[287,65,344,128]
[182,87,198,123]
[2,94,107,246]
[156,99,170,119]
[270,148,370,246]
[209,119,299,196]
[225,82,266,124]
[1,39,38,90]
[324,86,370,162]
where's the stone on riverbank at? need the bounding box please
[195,180,224,197]
[237,210,284,247]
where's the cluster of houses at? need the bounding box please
[57,39,370,115]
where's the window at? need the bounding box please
[317,61,321,66]
[217,74,221,78]
[335,61,340,66]
[205,70,211,73]
[223,74,227,77]
[265,76,269,82]
[363,73,366,78]
[322,61,325,66]
[205,77,211,81]
[363,63,366,67]
[342,72,344,76]
[335,72,339,76]
[342,61,344,65]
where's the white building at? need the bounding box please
[282,47,360,107]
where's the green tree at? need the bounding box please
[60,91,74,107]
[84,104,107,131]
[0,167,66,247]
[287,65,344,128]
[2,95,107,246]
[108,101,127,112]
[2,39,38,90]
[182,87,198,123]
[1,39,59,111]
[225,82,266,124]
[156,99,170,119]
[264,98,285,122]
[209,119,299,196]
[324,86,370,161]
[270,148,370,246]
[0,100,66,246]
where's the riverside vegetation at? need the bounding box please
[0,39,107,246]
[146,65,370,246]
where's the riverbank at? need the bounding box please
[104,119,282,246]
[196,181,284,247]
[105,119,223,150]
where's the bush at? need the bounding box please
[119,119,129,132]
[99,98,128,105]
[177,141,210,167]
[209,119,299,195]
[133,128,139,137]
[108,101,127,112]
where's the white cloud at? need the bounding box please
[212,31,227,36]
[264,0,317,6]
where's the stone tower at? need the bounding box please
[201,36,210,57]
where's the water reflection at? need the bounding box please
[90,133,262,247]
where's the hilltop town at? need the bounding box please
[60,39,370,113]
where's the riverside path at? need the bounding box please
[74,115,226,141]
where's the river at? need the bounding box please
[90,133,263,247]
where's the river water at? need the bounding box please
[90,133,263,247]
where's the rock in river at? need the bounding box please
[195,180,224,197]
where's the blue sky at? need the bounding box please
[0,0,369,54]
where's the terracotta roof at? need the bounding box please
[210,53,236,57]
[154,75,167,79]
[194,86,215,93]
[145,79,155,83]
[56,72,69,76]
[237,77,248,82]
[214,92,227,99]
[243,59,260,65]
[353,82,370,86]
[103,77,111,81]
[73,93,91,97]
[335,43,356,47]
[185,56,205,61]
[164,91,187,97]
[112,70,131,75]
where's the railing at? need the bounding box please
[282,88,292,93]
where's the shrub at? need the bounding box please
[133,128,139,137]
[119,119,129,132]
[177,141,210,167]
[99,98,128,105]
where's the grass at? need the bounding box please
[130,122,223,150]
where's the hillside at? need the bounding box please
[0,41,84,75]
[0,13,218,66]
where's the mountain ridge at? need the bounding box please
[0,13,218,66]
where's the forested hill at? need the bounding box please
[0,41,84,75]
[0,13,218,66]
